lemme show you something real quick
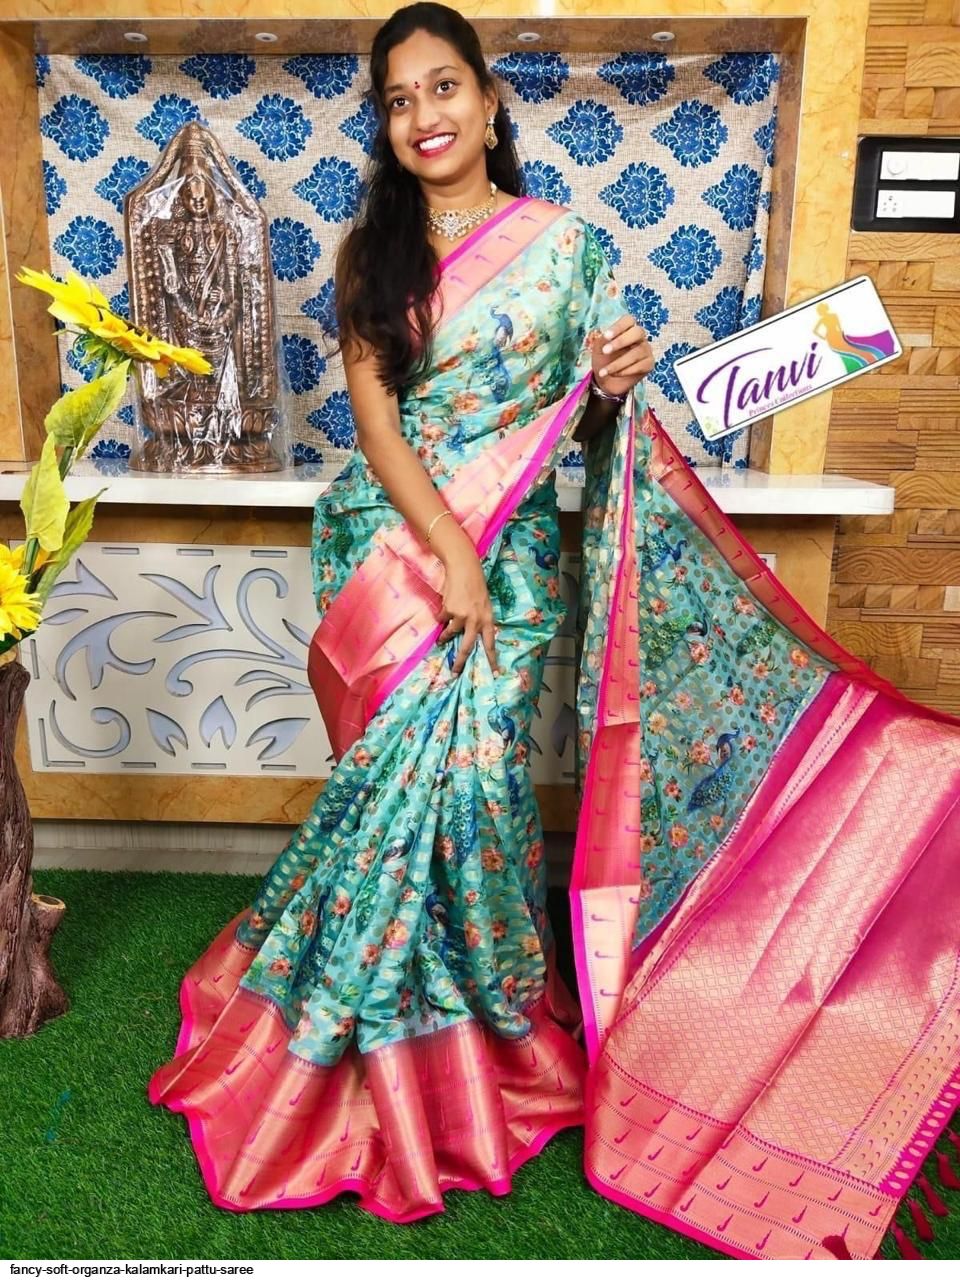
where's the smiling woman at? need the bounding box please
[146,0,654,1225]
[146,1,960,1263]
[384,43,493,180]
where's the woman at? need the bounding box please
[149,3,960,1259]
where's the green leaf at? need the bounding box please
[33,488,108,606]
[43,361,130,454]
[20,436,69,553]
[0,631,32,656]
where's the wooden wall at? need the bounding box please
[824,0,960,715]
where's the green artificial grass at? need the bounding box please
[0,869,953,1259]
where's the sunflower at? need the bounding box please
[0,542,41,642]
[15,267,213,379]
[15,266,111,329]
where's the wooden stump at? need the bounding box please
[0,656,69,1038]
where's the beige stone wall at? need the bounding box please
[825,0,960,715]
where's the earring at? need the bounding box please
[484,115,497,150]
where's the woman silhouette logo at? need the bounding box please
[812,301,896,373]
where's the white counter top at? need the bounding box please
[0,458,895,517]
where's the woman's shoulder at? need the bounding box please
[516,198,597,257]
[518,196,586,230]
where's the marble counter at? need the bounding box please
[0,458,896,516]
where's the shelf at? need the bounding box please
[0,458,895,517]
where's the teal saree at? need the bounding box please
[148,196,960,1258]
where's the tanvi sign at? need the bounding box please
[673,276,901,443]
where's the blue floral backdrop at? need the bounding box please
[35,50,778,471]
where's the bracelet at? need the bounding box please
[426,509,455,544]
[590,375,628,404]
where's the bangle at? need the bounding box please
[426,509,455,544]
[590,375,628,403]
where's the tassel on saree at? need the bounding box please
[917,1172,949,1216]
[879,1140,960,1257]
[907,1198,934,1242]
[936,1149,960,1190]
[889,1221,924,1259]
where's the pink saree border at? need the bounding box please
[882,1069,960,1197]
[578,1085,885,1264]
[580,1135,759,1262]
[436,195,529,272]
[152,917,584,1224]
[569,392,638,1065]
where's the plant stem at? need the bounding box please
[21,541,39,583]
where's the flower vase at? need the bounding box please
[0,652,69,1038]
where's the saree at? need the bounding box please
[147,195,960,1258]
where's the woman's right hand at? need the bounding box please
[436,543,500,678]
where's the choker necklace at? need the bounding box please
[426,180,498,242]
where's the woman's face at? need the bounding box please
[382,29,496,190]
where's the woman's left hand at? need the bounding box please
[591,314,655,399]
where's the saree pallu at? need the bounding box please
[147,195,960,1257]
[577,422,960,1260]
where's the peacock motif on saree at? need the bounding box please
[735,616,781,661]
[641,520,688,575]
[646,611,710,671]
[314,509,356,562]
[686,728,742,813]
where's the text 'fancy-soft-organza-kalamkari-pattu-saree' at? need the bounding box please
[149,195,960,1259]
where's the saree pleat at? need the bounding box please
[147,912,584,1222]
[149,197,600,1220]
[149,196,960,1256]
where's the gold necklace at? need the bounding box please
[426,180,498,242]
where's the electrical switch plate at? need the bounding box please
[879,151,960,182]
[853,135,960,232]
[876,188,957,219]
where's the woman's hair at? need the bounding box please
[332,2,524,396]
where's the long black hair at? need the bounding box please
[332,3,524,396]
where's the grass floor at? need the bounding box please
[1,870,953,1259]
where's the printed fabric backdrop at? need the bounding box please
[34,49,778,472]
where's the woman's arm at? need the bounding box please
[572,385,622,445]
[341,335,475,568]
[341,337,501,676]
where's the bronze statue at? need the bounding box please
[125,121,285,472]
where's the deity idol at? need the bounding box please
[125,122,285,472]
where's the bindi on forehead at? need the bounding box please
[384,62,459,94]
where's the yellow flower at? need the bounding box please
[15,267,110,329]
[0,542,41,641]
[16,266,212,379]
[162,343,213,375]
[89,312,168,362]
